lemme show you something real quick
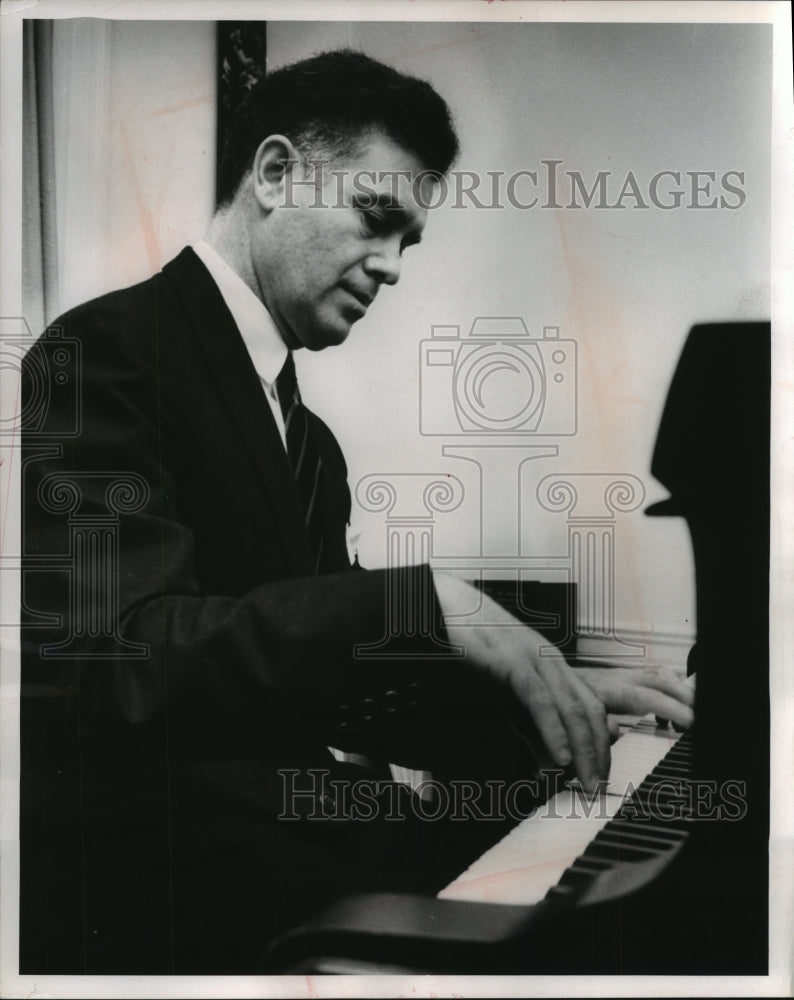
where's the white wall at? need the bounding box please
[50,19,216,317]
[47,19,771,661]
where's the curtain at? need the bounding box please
[22,20,58,336]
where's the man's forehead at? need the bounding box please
[333,133,432,227]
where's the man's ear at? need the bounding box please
[251,135,301,211]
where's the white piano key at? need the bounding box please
[437,718,683,906]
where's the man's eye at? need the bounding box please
[360,208,389,234]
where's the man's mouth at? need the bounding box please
[342,285,374,310]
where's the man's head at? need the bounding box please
[213,50,459,351]
[217,49,459,210]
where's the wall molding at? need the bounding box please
[576,626,695,671]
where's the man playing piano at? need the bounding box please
[20,49,693,973]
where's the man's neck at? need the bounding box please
[204,206,262,304]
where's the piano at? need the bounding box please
[264,321,770,975]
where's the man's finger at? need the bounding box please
[537,658,609,792]
[564,689,610,792]
[636,667,695,706]
[570,671,612,781]
[510,672,572,769]
[634,689,694,729]
[575,664,695,725]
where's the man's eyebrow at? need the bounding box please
[355,192,408,215]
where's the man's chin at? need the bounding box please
[304,319,354,351]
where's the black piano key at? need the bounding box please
[618,810,694,833]
[545,883,579,902]
[569,856,613,873]
[634,776,688,796]
[583,840,658,864]
[623,797,693,826]
[632,784,688,805]
[659,753,691,767]
[558,864,606,889]
[647,772,690,784]
[593,829,677,853]
[541,725,695,909]
[651,762,691,776]
[547,860,614,901]
[607,819,688,845]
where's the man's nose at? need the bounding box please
[364,240,402,286]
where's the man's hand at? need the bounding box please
[433,572,611,793]
[573,664,695,731]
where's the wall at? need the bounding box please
[50,18,216,318]
[44,18,772,663]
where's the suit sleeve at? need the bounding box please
[21,297,507,769]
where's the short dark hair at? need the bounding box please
[216,48,460,208]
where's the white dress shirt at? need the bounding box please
[193,239,289,448]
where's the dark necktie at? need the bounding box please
[276,352,326,572]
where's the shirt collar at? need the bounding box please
[193,239,287,387]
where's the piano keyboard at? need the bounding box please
[438,717,692,907]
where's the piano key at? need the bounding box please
[438,717,686,906]
[592,828,678,852]
[606,818,688,845]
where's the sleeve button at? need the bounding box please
[384,690,400,713]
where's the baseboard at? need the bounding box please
[574,627,695,671]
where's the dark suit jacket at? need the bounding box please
[20,248,510,972]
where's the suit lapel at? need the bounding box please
[161,247,313,576]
